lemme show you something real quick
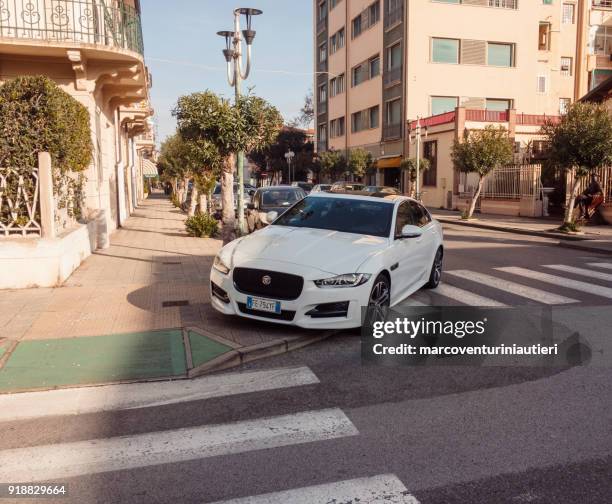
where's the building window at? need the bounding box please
[318,1,327,21]
[559,98,571,115]
[562,3,575,24]
[539,23,551,51]
[387,42,402,70]
[368,1,380,26]
[352,15,362,38]
[369,55,381,78]
[423,141,437,187]
[330,0,342,10]
[594,26,612,56]
[318,83,327,104]
[330,73,345,97]
[431,96,458,115]
[432,38,460,64]
[560,57,573,77]
[330,28,345,54]
[486,99,512,111]
[487,43,514,67]
[352,1,380,39]
[330,117,345,137]
[537,75,548,93]
[318,123,327,148]
[319,42,327,63]
[351,105,379,133]
[386,98,401,126]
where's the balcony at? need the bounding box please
[317,140,327,152]
[384,5,403,30]
[317,101,327,115]
[383,66,402,87]
[0,0,144,55]
[383,122,401,140]
[593,0,612,8]
[317,16,327,35]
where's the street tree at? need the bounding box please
[451,125,514,219]
[318,149,347,182]
[400,157,431,198]
[348,148,373,180]
[174,91,282,244]
[541,102,612,228]
[288,90,314,129]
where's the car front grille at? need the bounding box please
[237,303,296,321]
[233,268,304,300]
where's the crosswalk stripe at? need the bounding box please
[434,283,507,307]
[544,264,612,282]
[208,474,419,504]
[496,267,612,299]
[587,263,612,271]
[0,367,320,423]
[0,408,358,483]
[447,270,579,305]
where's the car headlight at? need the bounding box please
[314,273,371,288]
[213,255,230,275]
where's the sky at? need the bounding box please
[141,1,314,144]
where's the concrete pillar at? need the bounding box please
[507,108,517,139]
[38,152,55,239]
[453,107,467,197]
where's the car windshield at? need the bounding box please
[262,189,303,207]
[273,196,393,237]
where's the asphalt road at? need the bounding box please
[1,224,611,503]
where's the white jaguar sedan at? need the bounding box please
[210,192,443,329]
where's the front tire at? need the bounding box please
[425,247,443,289]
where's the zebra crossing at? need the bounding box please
[403,261,612,307]
[0,366,420,503]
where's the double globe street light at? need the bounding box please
[217,7,262,235]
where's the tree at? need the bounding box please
[174,91,282,244]
[318,149,347,182]
[400,157,431,198]
[348,148,373,180]
[289,90,314,129]
[451,125,514,219]
[541,102,612,227]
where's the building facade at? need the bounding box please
[313,0,609,191]
[0,0,154,288]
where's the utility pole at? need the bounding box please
[285,150,295,184]
[218,8,262,235]
[410,117,427,201]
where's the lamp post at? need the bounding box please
[409,117,427,201]
[285,150,295,184]
[217,7,262,235]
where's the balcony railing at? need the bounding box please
[0,0,144,55]
[383,122,401,140]
[316,16,327,34]
[593,0,612,8]
[384,5,403,30]
[317,140,327,152]
[383,66,402,86]
[465,109,509,122]
[317,101,327,115]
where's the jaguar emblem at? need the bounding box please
[262,275,272,286]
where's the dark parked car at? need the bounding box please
[365,185,401,194]
[246,185,306,232]
[311,184,332,193]
[291,181,313,193]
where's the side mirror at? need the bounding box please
[265,211,278,223]
[399,224,423,239]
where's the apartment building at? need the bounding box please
[582,0,612,92]
[0,0,154,288]
[313,0,604,192]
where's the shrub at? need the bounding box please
[185,212,218,238]
[0,75,92,171]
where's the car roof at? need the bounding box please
[307,191,411,205]
[257,185,302,191]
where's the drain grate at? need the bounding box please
[162,300,190,308]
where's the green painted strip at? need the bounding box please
[188,331,232,369]
[0,330,187,392]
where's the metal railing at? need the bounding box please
[0,167,41,237]
[593,0,612,9]
[487,0,518,8]
[383,122,401,140]
[317,140,327,152]
[384,5,402,29]
[459,164,542,201]
[465,109,508,122]
[383,66,401,86]
[317,101,327,115]
[568,166,612,204]
[316,16,327,34]
[0,0,144,55]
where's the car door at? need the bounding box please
[408,201,439,280]
[387,201,423,299]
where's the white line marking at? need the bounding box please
[544,265,612,282]
[208,474,419,504]
[447,270,579,305]
[587,263,612,271]
[497,267,612,299]
[0,367,319,423]
[0,408,358,483]
[435,283,507,307]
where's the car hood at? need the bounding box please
[228,226,389,275]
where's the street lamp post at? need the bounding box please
[410,117,427,201]
[285,150,295,184]
[217,7,262,235]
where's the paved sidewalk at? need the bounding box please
[432,209,612,254]
[0,193,328,391]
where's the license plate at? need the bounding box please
[247,296,281,314]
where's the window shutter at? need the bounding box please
[461,40,486,65]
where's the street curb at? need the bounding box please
[188,330,337,378]
[436,217,591,241]
[557,240,612,256]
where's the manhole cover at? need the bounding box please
[162,300,190,308]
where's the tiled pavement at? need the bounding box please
[0,193,313,345]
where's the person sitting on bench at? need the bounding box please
[575,174,604,220]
